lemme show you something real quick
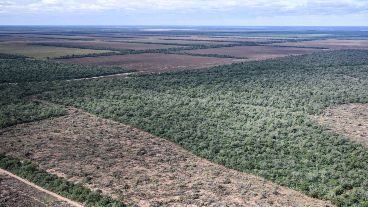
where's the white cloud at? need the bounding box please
[1,0,368,14]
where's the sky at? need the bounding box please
[1,0,368,26]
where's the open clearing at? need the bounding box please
[274,39,368,50]
[0,108,332,207]
[111,37,238,45]
[35,40,186,50]
[0,42,111,59]
[161,36,304,42]
[182,45,322,60]
[0,170,74,207]
[59,53,243,72]
[315,103,368,147]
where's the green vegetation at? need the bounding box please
[55,51,119,59]
[0,52,134,128]
[0,155,128,207]
[0,57,134,83]
[31,41,260,57]
[0,43,112,59]
[0,53,27,59]
[41,50,368,206]
[0,82,66,128]
[31,42,138,53]
[0,101,65,128]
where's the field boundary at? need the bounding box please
[0,168,84,207]
[0,104,334,207]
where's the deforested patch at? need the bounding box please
[315,103,368,147]
[0,108,332,207]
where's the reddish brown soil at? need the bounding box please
[0,108,333,207]
[0,171,73,207]
[275,39,368,50]
[59,53,243,72]
[315,103,368,147]
[161,36,295,42]
[110,37,237,45]
[36,40,184,50]
[183,46,321,60]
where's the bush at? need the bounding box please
[0,155,128,207]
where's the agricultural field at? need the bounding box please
[0,42,111,59]
[59,53,243,72]
[274,39,368,50]
[32,40,187,50]
[182,45,322,60]
[32,40,186,51]
[112,37,239,45]
[1,26,368,207]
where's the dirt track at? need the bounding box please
[0,168,81,207]
[0,107,333,207]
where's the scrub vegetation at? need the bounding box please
[41,50,368,207]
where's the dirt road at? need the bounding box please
[0,168,83,207]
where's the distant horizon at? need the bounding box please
[1,0,368,26]
[1,25,368,28]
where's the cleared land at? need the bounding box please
[35,40,186,50]
[0,108,332,207]
[161,36,302,42]
[0,43,110,59]
[183,45,322,60]
[315,104,368,147]
[274,39,368,50]
[0,170,74,207]
[112,37,238,45]
[59,53,243,72]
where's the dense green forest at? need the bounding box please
[0,82,66,128]
[0,155,128,207]
[0,56,134,83]
[39,50,368,207]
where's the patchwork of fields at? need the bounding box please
[182,45,322,60]
[1,27,368,207]
[274,39,368,50]
[32,40,186,50]
[0,42,111,59]
[59,53,243,72]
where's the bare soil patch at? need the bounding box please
[116,39,236,45]
[161,36,297,43]
[183,46,321,60]
[274,39,368,50]
[36,40,185,50]
[0,108,332,207]
[0,170,73,207]
[59,53,243,72]
[315,103,368,147]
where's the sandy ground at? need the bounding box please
[0,107,333,207]
[315,103,368,147]
[0,169,77,207]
